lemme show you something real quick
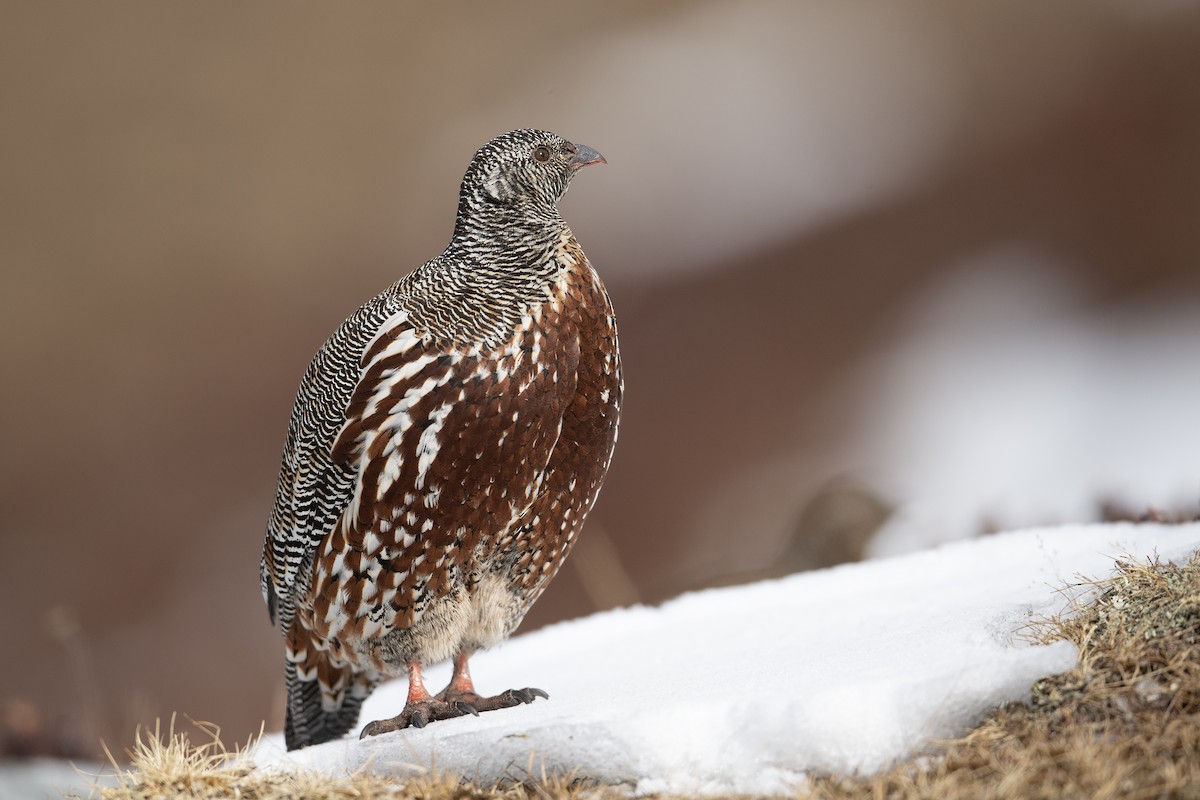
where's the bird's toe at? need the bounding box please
[453,699,480,717]
[359,717,399,739]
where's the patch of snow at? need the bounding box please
[0,759,115,800]
[849,247,1200,557]
[253,522,1200,795]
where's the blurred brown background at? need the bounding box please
[3,1,1200,759]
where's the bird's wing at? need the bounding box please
[263,283,581,630]
[325,302,581,608]
[261,291,404,628]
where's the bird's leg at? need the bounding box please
[358,660,466,738]
[434,651,549,715]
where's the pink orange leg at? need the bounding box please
[435,651,549,715]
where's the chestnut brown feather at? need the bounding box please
[261,130,620,750]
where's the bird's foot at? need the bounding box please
[435,685,549,716]
[358,698,467,739]
[357,689,547,739]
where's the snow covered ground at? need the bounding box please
[0,759,114,800]
[851,252,1200,557]
[253,522,1200,795]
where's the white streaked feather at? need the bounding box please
[415,401,455,489]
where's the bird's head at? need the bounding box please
[457,129,605,223]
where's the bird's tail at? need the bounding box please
[283,619,376,751]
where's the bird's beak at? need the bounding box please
[568,143,606,170]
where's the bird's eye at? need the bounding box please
[533,146,551,162]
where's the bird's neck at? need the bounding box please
[449,201,570,275]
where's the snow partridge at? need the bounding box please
[260,129,621,750]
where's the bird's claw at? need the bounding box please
[511,688,533,704]
[359,717,399,739]
[508,687,549,705]
[362,685,550,738]
[453,700,480,717]
[359,698,459,739]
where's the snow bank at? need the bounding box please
[254,522,1200,795]
[0,759,114,800]
[855,254,1200,556]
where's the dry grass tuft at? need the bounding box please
[75,552,1200,800]
[82,715,451,800]
[807,551,1200,800]
[78,715,622,800]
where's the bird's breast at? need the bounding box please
[302,236,619,665]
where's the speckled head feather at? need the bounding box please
[455,129,603,236]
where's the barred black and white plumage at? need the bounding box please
[261,129,621,750]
